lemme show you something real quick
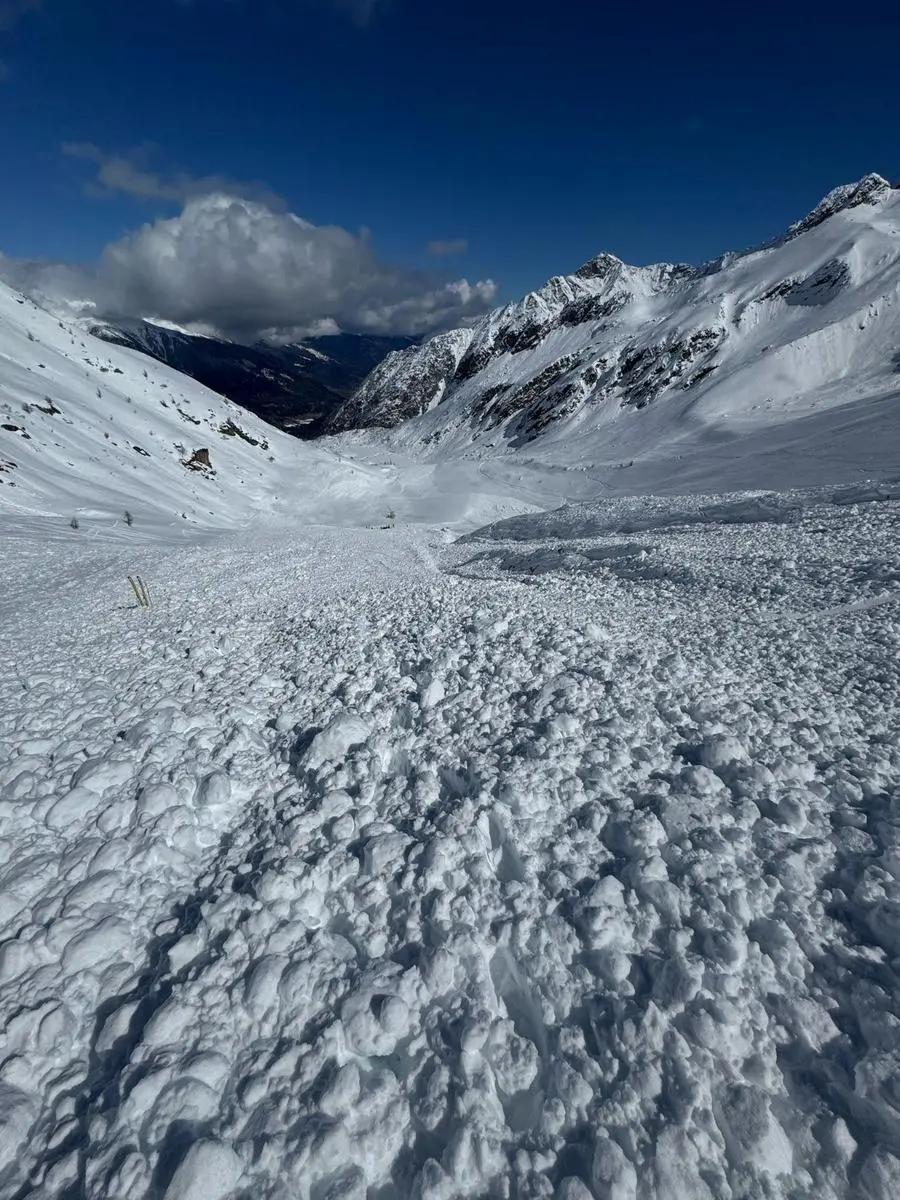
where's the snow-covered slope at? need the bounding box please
[0,281,347,533]
[89,318,415,438]
[331,174,900,490]
[4,488,900,1200]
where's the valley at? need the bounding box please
[1,175,900,1200]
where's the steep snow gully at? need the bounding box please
[3,486,900,1200]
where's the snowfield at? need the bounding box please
[3,484,900,1200]
[3,181,900,1198]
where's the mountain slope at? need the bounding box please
[5,182,900,1200]
[89,319,415,438]
[0,282,349,532]
[328,328,474,431]
[330,175,900,487]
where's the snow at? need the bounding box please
[162,1141,244,1200]
[3,482,900,1199]
[141,317,222,340]
[0,282,366,534]
[3,186,900,1198]
[298,343,335,362]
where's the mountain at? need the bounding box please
[5,174,898,535]
[0,280,352,531]
[88,318,416,438]
[329,174,900,485]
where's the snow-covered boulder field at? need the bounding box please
[2,481,900,1199]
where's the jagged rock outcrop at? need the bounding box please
[328,174,899,450]
[329,329,473,431]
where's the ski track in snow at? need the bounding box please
[2,496,900,1200]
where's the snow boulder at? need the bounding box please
[302,713,372,771]
[163,1139,243,1200]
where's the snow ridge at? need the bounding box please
[329,174,900,472]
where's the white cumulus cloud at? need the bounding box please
[2,193,497,341]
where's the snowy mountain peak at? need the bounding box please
[573,250,624,280]
[790,171,893,237]
[329,174,900,488]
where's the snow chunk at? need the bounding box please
[71,757,133,793]
[592,1136,637,1200]
[303,713,372,770]
[0,1083,36,1173]
[162,1140,243,1200]
[61,917,133,973]
[196,771,231,807]
[699,733,749,771]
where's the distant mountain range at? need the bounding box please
[89,319,416,439]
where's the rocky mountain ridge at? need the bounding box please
[329,174,900,453]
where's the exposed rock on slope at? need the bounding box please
[0,281,335,529]
[329,174,900,454]
[331,329,473,431]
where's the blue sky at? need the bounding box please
[0,0,897,338]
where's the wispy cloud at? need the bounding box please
[61,142,283,207]
[176,0,387,25]
[0,0,39,81]
[0,0,39,31]
[338,0,384,25]
[427,238,469,257]
[3,0,387,33]
[295,0,388,25]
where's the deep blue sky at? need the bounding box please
[1,0,898,312]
